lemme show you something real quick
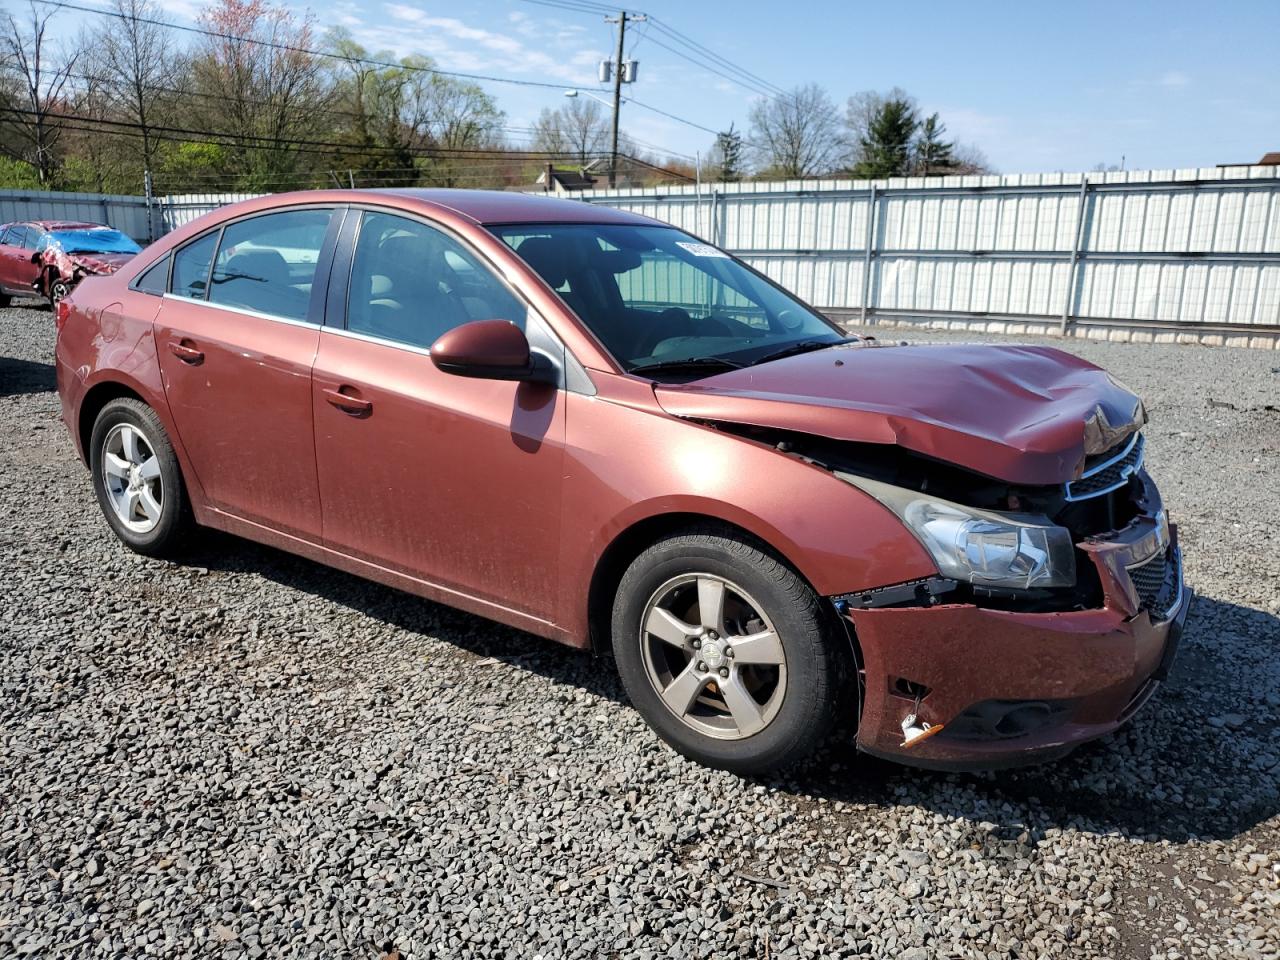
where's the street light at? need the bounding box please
[565,89,625,186]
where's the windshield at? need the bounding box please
[489,223,844,376]
[42,229,141,256]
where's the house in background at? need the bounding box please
[1219,151,1280,167]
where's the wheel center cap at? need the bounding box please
[701,641,726,668]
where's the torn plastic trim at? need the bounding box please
[832,577,958,611]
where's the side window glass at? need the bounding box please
[133,255,170,294]
[347,211,526,349]
[172,232,219,300]
[10,226,30,249]
[209,209,332,322]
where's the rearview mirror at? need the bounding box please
[430,320,556,385]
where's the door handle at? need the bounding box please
[323,386,372,416]
[167,339,204,364]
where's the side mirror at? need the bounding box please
[30,251,41,264]
[430,320,556,385]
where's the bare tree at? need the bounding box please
[65,39,117,191]
[96,0,184,185]
[951,142,993,175]
[190,0,326,187]
[532,97,608,167]
[747,83,842,178]
[0,2,79,185]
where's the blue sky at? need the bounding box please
[153,0,1280,173]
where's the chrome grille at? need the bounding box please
[1065,432,1144,502]
[1127,546,1182,621]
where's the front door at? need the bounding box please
[312,209,565,623]
[0,225,38,294]
[154,207,338,540]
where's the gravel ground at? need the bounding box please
[1,300,1278,959]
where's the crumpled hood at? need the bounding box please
[653,341,1145,485]
[41,245,136,279]
[64,251,135,274]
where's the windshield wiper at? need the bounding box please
[751,337,853,367]
[627,356,746,377]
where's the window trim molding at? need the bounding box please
[160,292,323,331]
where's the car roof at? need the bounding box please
[367,188,659,227]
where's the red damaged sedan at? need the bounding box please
[0,219,142,306]
[54,190,1188,775]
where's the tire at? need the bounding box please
[49,278,71,307]
[0,292,10,309]
[89,398,193,557]
[611,529,847,776]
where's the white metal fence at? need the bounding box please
[3,166,1277,347]
[0,189,259,243]
[576,166,1280,348]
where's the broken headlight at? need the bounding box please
[837,473,1077,589]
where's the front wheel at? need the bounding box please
[49,278,71,307]
[89,398,193,557]
[611,530,847,775]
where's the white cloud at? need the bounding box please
[334,3,607,85]
[1158,70,1190,89]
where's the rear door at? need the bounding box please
[154,206,342,540]
[311,208,566,621]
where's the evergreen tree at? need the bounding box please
[711,124,744,182]
[851,97,918,179]
[913,113,955,175]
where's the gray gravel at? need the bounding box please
[2,300,1278,959]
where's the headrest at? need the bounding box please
[515,236,569,288]
[223,248,290,287]
[600,249,642,274]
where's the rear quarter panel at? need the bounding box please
[56,280,206,505]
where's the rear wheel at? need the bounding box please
[89,398,193,557]
[0,292,10,308]
[611,530,846,775]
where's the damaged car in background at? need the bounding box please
[53,189,1189,776]
[0,220,142,307]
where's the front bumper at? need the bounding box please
[846,509,1188,771]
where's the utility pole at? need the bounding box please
[605,11,644,188]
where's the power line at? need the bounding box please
[510,0,623,16]
[21,63,698,161]
[28,0,714,143]
[640,32,778,100]
[509,1,788,103]
[647,18,787,98]
[1,105,575,158]
[3,105,697,184]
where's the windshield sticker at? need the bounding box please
[675,241,729,259]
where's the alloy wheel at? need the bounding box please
[100,423,164,534]
[639,573,787,740]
